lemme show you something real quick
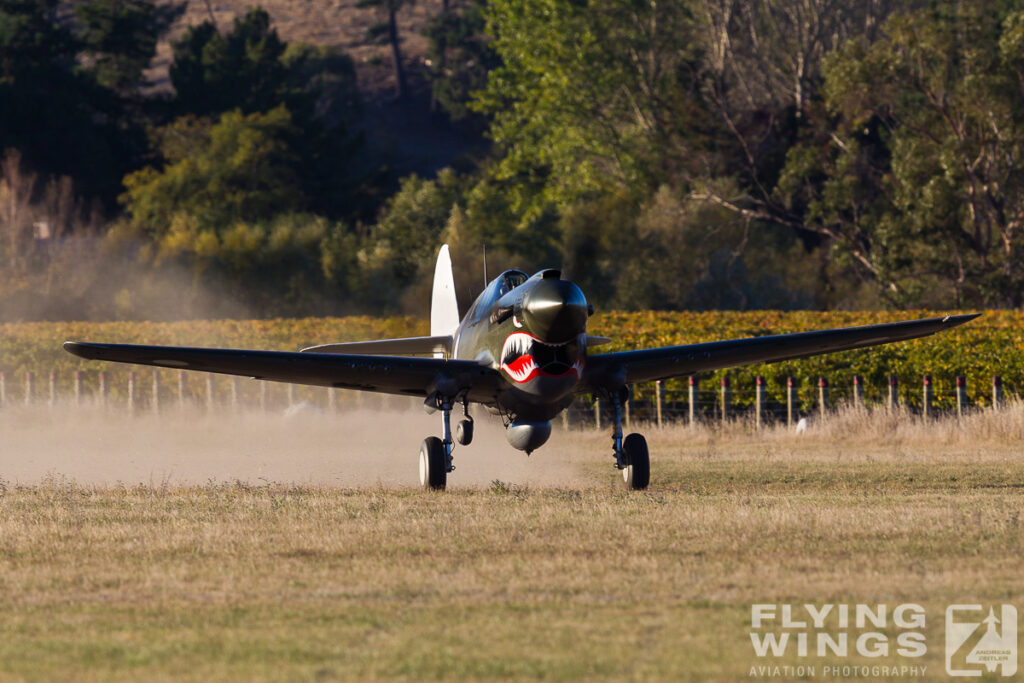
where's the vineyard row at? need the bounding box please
[2,310,1019,411]
[1,368,1014,429]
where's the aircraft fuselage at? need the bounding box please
[452,269,589,422]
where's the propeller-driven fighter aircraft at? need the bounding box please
[65,245,979,490]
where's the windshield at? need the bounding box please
[468,270,529,323]
[497,270,528,297]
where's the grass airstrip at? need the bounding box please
[1,406,1023,680]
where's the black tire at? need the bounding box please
[621,433,650,490]
[419,437,447,490]
[456,419,474,445]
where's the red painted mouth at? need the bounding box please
[500,332,583,383]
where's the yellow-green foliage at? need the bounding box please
[590,310,1021,409]
[0,317,425,403]
[0,311,1017,408]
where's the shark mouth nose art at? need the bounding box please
[500,332,584,383]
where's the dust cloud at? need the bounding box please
[0,403,591,488]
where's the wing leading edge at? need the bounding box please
[301,336,452,356]
[583,314,980,388]
[63,342,503,403]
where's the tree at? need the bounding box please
[74,0,185,94]
[423,0,499,124]
[151,213,357,316]
[117,106,379,317]
[280,43,361,133]
[0,0,133,200]
[358,0,415,100]
[277,42,373,220]
[122,106,306,234]
[362,169,464,288]
[696,0,908,115]
[779,0,1024,307]
[680,1,915,251]
[0,0,76,83]
[167,10,370,219]
[170,7,287,116]
[475,0,709,223]
[0,149,35,269]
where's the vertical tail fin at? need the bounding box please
[431,244,460,343]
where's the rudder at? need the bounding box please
[431,244,459,342]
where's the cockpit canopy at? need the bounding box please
[496,270,528,297]
[468,270,528,322]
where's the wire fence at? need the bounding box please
[566,374,1013,428]
[1,370,1015,429]
[0,369,413,415]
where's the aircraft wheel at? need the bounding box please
[456,419,474,446]
[621,433,650,491]
[419,437,447,490]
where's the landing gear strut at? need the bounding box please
[456,398,474,446]
[420,394,465,490]
[608,387,650,490]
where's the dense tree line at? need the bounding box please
[1,0,1022,320]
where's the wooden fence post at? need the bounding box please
[23,370,998,422]
[0,372,5,408]
[624,393,631,430]
[127,372,136,414]
[818,377,828,419]
[562,408,569,430]
[594,397,602,430]
[720,376,730,423]
[687,377,698,426]
[98,371,107,408]
[755,376,766,429]
[955,375,967,417]
[786,377,796,427]
[656,380,665,427]
[328,387,336,413]
[152,372,160,415]
[922,374,933,420]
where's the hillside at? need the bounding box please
[151,0,445,95]
[149,0,482,177]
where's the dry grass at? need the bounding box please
[614,400,1024,464]
[1,404,1022,680]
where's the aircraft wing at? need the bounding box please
[582,314,980,388]
[63,342,503,403]
[302,335,451,356]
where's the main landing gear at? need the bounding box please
[419,437,447,490]
[419,395,472,490]
[608,388,650,490]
